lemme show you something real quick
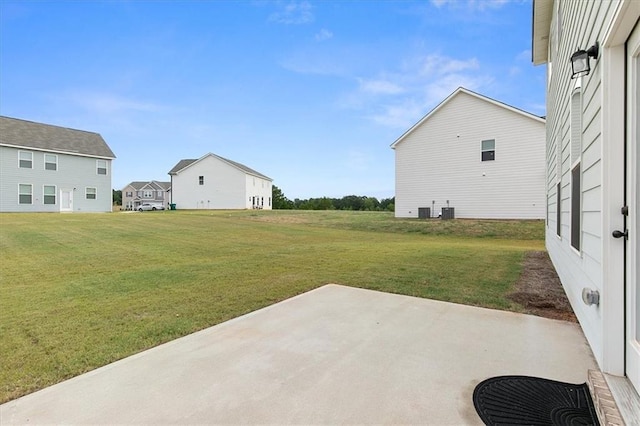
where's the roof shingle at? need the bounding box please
[0,116,115,158]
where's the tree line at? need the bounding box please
[272,185,394,211]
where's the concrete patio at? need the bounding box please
[0,284,597,425]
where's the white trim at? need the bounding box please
[18,183,33,204]
[172,153,273,181]
[18,150,33,169]
[599,1,636,375]
[44,153,58,171]
[390,87,545,148]
[43,184,57,205]
[96,159,108,176]
[1,143,115,160]
[85,187,97,200]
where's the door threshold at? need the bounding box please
[591,370,640,425]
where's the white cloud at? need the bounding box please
[420,54,479,76]
[430,0,510,11]
[315,28,333,41]
[358,78,405,95]
[349,53,492,129]
[63,91,163,115]
[269,1,314,25]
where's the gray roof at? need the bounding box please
[0,116,115,158]
[168,159,197,175]
[124,181,171,191]
[169,153,271,180]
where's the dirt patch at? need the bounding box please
[509,251,578,322]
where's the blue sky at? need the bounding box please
[0,0,545,200]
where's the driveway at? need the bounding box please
[0,284,597,425]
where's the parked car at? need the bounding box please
[138,203,165,211]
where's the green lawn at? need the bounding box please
[0,210,544,402]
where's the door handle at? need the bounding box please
[612,229,628,239]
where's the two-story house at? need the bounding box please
[122,181,171,211]
[169,153,272,210]
[0,116,116,213]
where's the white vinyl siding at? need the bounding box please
[171,154,272,210]
[393,90,545,219]
[0,146,113,212]
[543,0,623,373]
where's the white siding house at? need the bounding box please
[122,181,171,211]
[391,88,546,219]
[0,116,116,213]
[169,153,272,210]
[533,0,640,408]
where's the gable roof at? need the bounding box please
[390,87,546,149]
[168,153,272,181]
[0,116,116,159]
[124,181,171,191]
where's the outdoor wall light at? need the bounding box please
[570,42,599,79]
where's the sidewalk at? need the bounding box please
[0,284,597,425]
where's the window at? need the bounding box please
[556,182,561,236]
[86,187,97,200]
[199,176,204,185]
[43,185,56,205]
[19,184,32,204]
[126,192,133,197]
[19,151,33,168]
[481,139,495,161]
[96,160,107,175]
[571,165,581,250]
[143,190,153,198]
[570,88,582,251]
[44,154,57,171]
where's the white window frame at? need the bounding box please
[19,184,33,204]
[569,81,583,254]
[19,151,33,169]
[43,185,56,205]
[44,154,58,171]
[86,187,97,200]
[143,190,153,198]
[96,160,107,175]
[481,139,496,162]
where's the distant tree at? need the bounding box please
[380,197,395,212]
[272,185,294,209]
[112,189,122,206]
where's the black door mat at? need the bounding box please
[473,375,600,425]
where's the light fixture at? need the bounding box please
[570,42,599,79]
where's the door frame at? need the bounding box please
[601,1,640,377]
[625,18,640,393]
[60,189,73,212]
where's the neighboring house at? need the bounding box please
[122,181,171,211]
[533,0,640,406]
[391,87,546,219]
[0,116,116,213]
[168,152,272,210]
